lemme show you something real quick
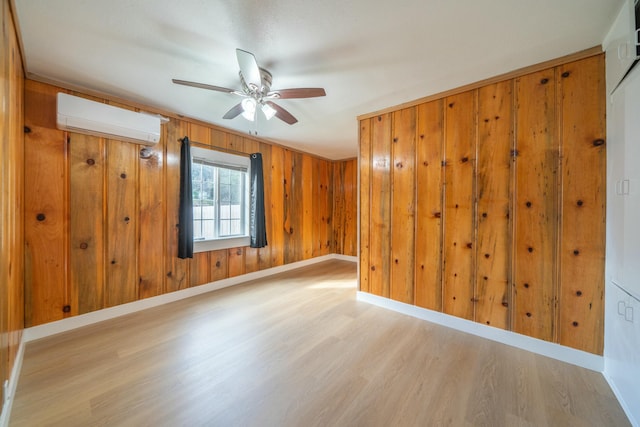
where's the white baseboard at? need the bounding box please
[357,291,604,372]
[23,254,356,343]
[0,337,25,427]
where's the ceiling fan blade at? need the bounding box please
[265,101,298,125]
[223,102,244,119]
[172,79,235,93]
[236,49,262,90]
[267,88,326,99]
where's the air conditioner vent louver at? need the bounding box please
[56,93,161,145]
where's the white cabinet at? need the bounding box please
[604,281,640,425]
[608,62,640,301]
[604,0,638,94]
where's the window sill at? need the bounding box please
[194,236,250,253]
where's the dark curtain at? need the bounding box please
[178,136,193,259]
[249,153,268,248]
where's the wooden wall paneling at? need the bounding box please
[283,149,299,263]
[189,122,211,146]
[24,81,68,326]
[227,133,244,152]
[209,249,229,281]
[69,133,105,315]
[475,81,514,329]
[302,154,314,260]
[165,118,190,292]
[270,145,285,267]
[0,0,25,400]
[557,55,606,354]
[190,252,211,286]
[443,91,477,320]
[228,247,246,278]
[369,113,392,298]
[106,138,139,306]
[244,247,260,274]
[390,107,416,304]
[257,142,273,270]
[138,130,165,299]
[415,100,444,310]
[7,6,24,375]
[0,1,7,401]
[333,159,357,256]
[210,128,227,149]
[513,69,558,341]
[359,119,372,292]
[312,157,331,257]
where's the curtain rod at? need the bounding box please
[178,137,253,158]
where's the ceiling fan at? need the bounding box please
[172,49,326,125]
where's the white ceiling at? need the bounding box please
[13,0,621,160]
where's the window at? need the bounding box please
[191,146,250,252]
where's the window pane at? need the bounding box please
[192,163,202,181]
[230,219,241,235]
[192,152,248,242]
[202,219,215,240]
[220,184,230,203]
[219,219,230,236]
[219,168,230,185]
[203,181,215,204]
[202,164,213,181]
[193,219,203,239]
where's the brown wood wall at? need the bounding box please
[0,0,25,407]
[24,81,357,327]
[359,54,606,355]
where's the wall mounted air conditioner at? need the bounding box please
[56,92,161,145]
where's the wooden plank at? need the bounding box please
[24,81,68,326]
[69,133,105,315]
[390,107,416,304]
[359,119,372,292]
[443,90,477,320]
[7,15,25,376]
[270,145,285,267]
[209,249,228,281]
[302,155,314,260]
[190,252,210,287]
[369,113,392,298]
[513,69,558,342]
[138,127,165,299]
[283,150,298,263]
[210,128,227,149]
[106,139,138,306]
[189,123,211,146]
[244,248,260,273]
[165,119,190,292]
[227,134,244,152]
[228,247,246,277]
[415,100,444,310]
[475,81,513,329]
[334,159,357,256]
[557,55,606,355]
[312,158,333,257]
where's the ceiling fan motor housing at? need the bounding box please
[240,68,273,98]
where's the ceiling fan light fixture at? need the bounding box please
[261,102,276,120]
[241,97,257,121]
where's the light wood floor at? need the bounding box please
[10,260,629,426]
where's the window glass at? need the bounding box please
[190,146,250,252]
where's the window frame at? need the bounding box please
[191,146,251,253]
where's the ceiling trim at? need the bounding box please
[358,45,603,121]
